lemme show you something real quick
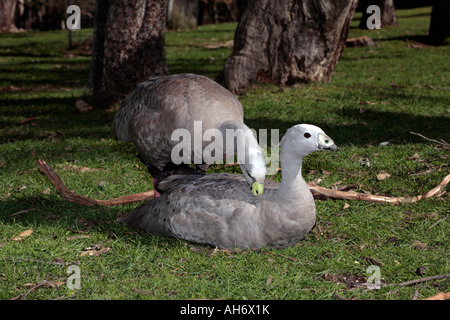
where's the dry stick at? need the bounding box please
[10,207,35,217]
[429,213,449,229]
[37,159,449,207]
[20,282,47,300]
[397,274,450,287]
[308,173,450,204]
[410,131,450,150]
[36,159,154,206]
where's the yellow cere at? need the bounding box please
[252,182,264,196]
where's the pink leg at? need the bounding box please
[153,178,161,197]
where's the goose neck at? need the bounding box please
[279,150,306,193]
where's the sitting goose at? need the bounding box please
[118,124,337,249]
[111,73,266,197]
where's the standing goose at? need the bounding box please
[118,124,337,249]
[111,73,266,197]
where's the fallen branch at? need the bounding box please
[37,159,154,206]
[10,207,36,217]
[307,173,450,204]
[410,131,450,150]
[429,213,449,229]
[37,159,449,207]
[397,274,450,287]
[425,84,450,90]
[13,282,47,300]
[11,280,67,300]
[345,35,377,47]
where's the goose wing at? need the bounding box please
[118,173,280,248]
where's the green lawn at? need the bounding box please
[0,7,448,300]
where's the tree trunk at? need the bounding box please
[219,0,358,93]
[428,0,450,45]
[380,0,397,26]
[359,0,398,29]
[90,0,168,108]
[0,0,19,33]
[167,0,199,30]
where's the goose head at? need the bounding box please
[239,145,266,196]
[281,124,337,158]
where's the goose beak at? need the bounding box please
[252,182,264,196]
[318,133,337,151]
[324,143,338,152]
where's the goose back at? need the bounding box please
[111,74,244,169]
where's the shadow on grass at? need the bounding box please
[0,95,113,144]
[375,34,450,46]
[2,91,449,147]
[245,106,450,146]
[0,196,131,232]
[375,34,426,42]
[0,58,90,89]
[0,196,183,249]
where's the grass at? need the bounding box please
[0,7,449,300]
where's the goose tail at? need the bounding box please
[117,203,149,230]
[117,200,167,236]
[110,101,132,143]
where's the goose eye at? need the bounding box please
[304,133,311,139]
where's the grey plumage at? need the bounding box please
[110,73,266,188]
[118,124,337,249]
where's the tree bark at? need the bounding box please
[0,0,19,33]
[219,0,358,93]
[358,0,398,29]
[428,0,450,45]
[90,0,168,108]
[167,0,199,30]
